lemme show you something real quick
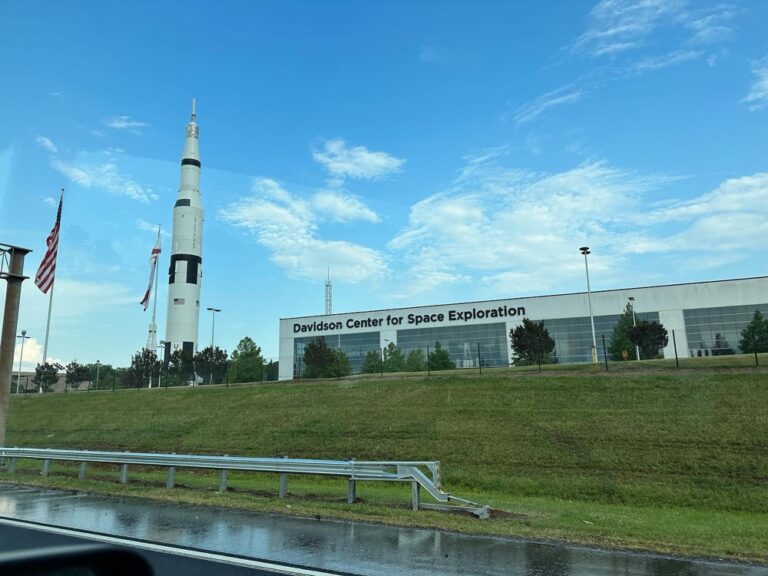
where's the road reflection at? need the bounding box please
[0,486,764,576]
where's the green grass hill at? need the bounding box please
[3,368,767,562]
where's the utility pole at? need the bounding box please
[0,244,32,446]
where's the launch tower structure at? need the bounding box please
[325,270,332,315]
[164,99,203,362]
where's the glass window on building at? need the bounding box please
[541,312,659,364]
[293,332,380,376]
[683,303,768,357]
[396,323,508,369]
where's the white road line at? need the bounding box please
[0,517,344,576]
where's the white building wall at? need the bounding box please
[278,277,768,380]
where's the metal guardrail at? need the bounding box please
[0,447,489,518]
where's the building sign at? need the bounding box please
[292,305,526,334]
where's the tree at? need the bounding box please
[83,362,115,390]
[405,349,427,372]
[739,310,768,354]
[33,362,58,392]
[509,319,556,369]
[65,361,89,391]
[129,348,160,389]
[194,346,229,385]
[712,333,734,356]
[629,321,668,359]
[229,337,265,383]
[383,342,405,372]
[608,303,636,361]
[166,349,193,386]
[330,348,352,378]
[428,341,455,371]
[264,360,279,381]
[361,350,382,373]
[115,367,136,389]
[303,337,336,378]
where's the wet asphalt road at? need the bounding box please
[0,485,766,576]
[0,523,289,576]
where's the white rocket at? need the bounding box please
[164,99,203,361]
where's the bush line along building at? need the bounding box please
[278,276,768,380]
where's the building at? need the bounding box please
[278,276,768,380]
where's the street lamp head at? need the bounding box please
[579,246,591,255]
[207,307,221,312]
[21,329,26,336]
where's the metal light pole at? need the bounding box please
[16,330,30,393]
[628,296,640,361]
[205,308,221,385]
[95,360,101,390]
[580,247,598,364]
[156,342,166,388]
[382,338,390,376]
[206,307,221,348]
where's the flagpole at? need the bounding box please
[150,225,161,348]
[40,283,54,393]
[146,225,161,388]
[38,188,64,393]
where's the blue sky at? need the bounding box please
[1,0,767,369]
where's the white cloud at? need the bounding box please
[35,135,58,153]
[35,135,156,204]
[389,161,651,297]
[571,1,736,59]
[513,85,586,124]
[51,155,156,203]
[103,116,149,132]
[13,337,46,371]
[136,219,171,238]
[628,49,701,74]
[572,0,686,58]
[4,277,137,369]
[388,154,768,300]
[311,190,380,223]
[743,57,768,111]
[220,178,388,282]
[683,4,738,45]
[313,138,405,180]
[515,2,736,126]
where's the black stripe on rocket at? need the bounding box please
[168,254,202,285]
[181,158,201,168]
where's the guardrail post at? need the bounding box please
[166,452,176,489]
[8,457,16,474]
[120,463,128,484]
[279,455,288,498]
[411,481,421,511]
[78,462,87,480]
[217,453,229,492]
[347,479,356,504]
[42,459,50,477]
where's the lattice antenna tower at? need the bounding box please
[325,269,332,315]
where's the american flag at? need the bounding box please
[140,227,162,310]
[35,193,63,294]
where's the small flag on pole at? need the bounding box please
[140,227,162,311]
[35,193,63,294]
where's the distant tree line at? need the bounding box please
[360,341,455,374]
[29,335,279,393]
